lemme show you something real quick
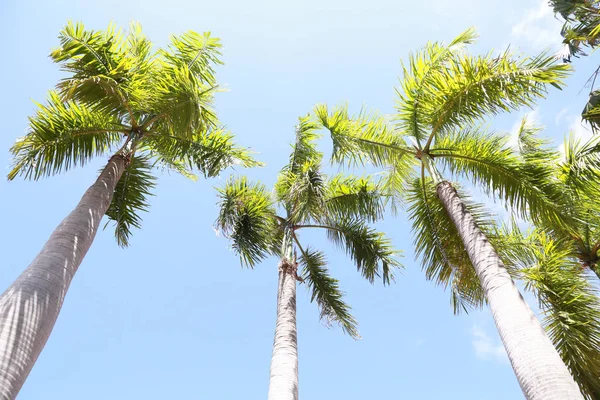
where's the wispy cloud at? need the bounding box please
[511,0,563,51]
[471,324,508,364]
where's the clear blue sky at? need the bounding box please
[0,1,597,399]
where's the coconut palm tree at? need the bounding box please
[315,29,585,399]
[1,22,257,399]
[215,116,400,400]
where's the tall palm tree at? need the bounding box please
[477,120,600,398]
[315,29,585,399]
[1,22,257,399]
[215,116,400,400]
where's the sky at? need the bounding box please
[0,0,598,399]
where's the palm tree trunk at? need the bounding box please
[436,181,583,400]
[267,257,299,400]
[0,154,128,399]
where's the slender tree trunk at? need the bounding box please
[0,154,128,399]
[267,257,299,400]
[436,181,583,400]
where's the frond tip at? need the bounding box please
[299,246,360,339]
[215,177,278,267]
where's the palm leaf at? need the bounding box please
[395,28,478,145]
[430,128,575,229]
[146,128,260,178]
[313,218,401,285]
[297,246,360,339]
[161,31,223,85]
[8,92,124,180]
[521,232,600,399]
[325,175,386,223]
[423,50,570,144]
[105,154,156,247]
[406,177,487,313]
[215,177,278,267]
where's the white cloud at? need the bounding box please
[472,324,508,364]
[511,0,563,51]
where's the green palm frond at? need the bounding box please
[406,177,486,313]
[51,21,124,79]
[281,166,327,224]
[423,50,570,145]
[430,128,574,229]
[521,232,600,399]
[8,92,124,180]
[146,128,261,178]
[308,218,401,285]
[275,115,326,222]
[50,22,143,117]
[396,28,478,145]
[297,245,360,339]
[288,114,323,173]
[147,66,219,138]
[314,104,416,170]
[161,31,222,85]
[215,177,278,267]
[560,132,600,191]
[105,154,155,247]
[325,175,386,223]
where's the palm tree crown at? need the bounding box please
[315,29,589,399]
[215,115,401,337]
[9,21,258,245]
[316,28,572,311]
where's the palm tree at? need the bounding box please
[315,29,584,399]
[469,120,600,398]
[215,116,400,400]
[1,22,257,399]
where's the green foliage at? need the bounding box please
[298,247,360,338]
[216,116,401,337]
[317,29,571,315]
[275,115,326,223]
[406,178,486,313]
[8,92,124,180]
[431,127,574,229]
[322,218,399,285]
[515,231,600,399]
[325,175,386,223]
[105,154,156,247]
[421,50,569,141]
[215,177,278,268]
[146,128,261,178]
[395,28,479,145]
[9,22,258,246]
[549,0,600,56]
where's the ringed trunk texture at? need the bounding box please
[0,155,127,399]
[436,181,583,400]
[267,258,299,400]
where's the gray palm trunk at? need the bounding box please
[436,181,583,400]
[0,154,128,399]
[267,257,299,400]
